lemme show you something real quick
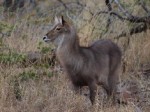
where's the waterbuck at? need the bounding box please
[43,16,122,104]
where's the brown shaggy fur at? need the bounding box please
[43,16,122,104]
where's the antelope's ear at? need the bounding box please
[61,16,66,25]
[54,16,66,25]
[54,16,60,24]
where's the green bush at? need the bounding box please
[37,41,52,54]
[18,70,38,81]
[0,21,14,37]
[0,52,26,64]
[18,70,54,82]
[47,72,54,78]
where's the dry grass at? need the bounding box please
[0,66,144,112]
[0,0,150,112]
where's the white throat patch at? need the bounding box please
[55,34,65,50]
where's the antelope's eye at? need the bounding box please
[56,27,61,31]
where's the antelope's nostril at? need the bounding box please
[43,36,47,40]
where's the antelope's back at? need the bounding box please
[90,39,121,55]
[90,39,122,66]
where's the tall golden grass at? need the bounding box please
[0,0,150,112]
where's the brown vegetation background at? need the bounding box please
[0,0,150,112]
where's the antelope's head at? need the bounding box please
[43,16,70,46]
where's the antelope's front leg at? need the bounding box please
[89,82,97,105]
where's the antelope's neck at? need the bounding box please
[56,34,80,65]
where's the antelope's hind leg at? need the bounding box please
[107,68,120,103]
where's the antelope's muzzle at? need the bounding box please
[43,36,50,42]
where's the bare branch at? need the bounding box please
[75,0,85,8]
[115,23,150,39]
[139,0,150,14]
[94,9,150,24]
[105,0,112,11]
[92,0,150,38]
[94,10,129,21]
[124,15,150,23]
[57,0,68,10]
[105,0,113,29]
[114,0,132,18]
[114,0,150,23]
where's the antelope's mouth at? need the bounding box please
[44,39,51,42]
